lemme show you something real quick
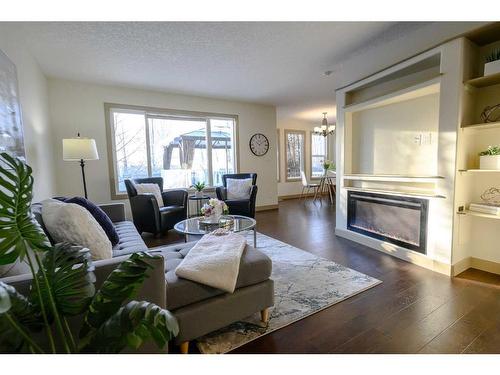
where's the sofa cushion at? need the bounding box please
[42,199,112,260]
[112,221,149,257]
[134,182,164,208]
[226,178,252,199]
[61,197,120,246]
[155,243,272,310]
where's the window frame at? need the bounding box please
[105,103,239,200]
[284,129,306,182]
[277,129,281,182]
[310,131,329,180]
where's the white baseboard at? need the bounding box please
[335,228,452,276]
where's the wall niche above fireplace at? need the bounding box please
[347,191,429,254]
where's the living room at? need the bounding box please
[1,1,500,373]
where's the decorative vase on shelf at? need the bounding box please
[195,190,203,198]
[480,155,500,170]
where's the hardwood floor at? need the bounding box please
[146,198,500,354]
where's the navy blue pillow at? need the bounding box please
[60,197,120,246]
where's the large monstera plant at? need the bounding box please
[0,153,178,353]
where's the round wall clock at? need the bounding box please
[249,133,269,156]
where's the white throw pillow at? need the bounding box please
[134,183,164,208]
[41,199,112,260]
[226,178,252,200]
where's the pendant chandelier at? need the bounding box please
[313,112,335,137]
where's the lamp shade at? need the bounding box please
[63,137,99,161]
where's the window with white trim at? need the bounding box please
[285,130,305,181]
[311,132,328,178]
[108,106,237,195]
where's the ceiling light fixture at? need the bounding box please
[313,112,336,137]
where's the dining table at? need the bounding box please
[313,171,336,204]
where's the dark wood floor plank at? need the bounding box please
[145,198,500,354]
[419,290,500,353]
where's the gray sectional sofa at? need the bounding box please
[1,201,274,354]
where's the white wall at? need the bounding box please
[277,111,335,197]
[351,93,440,176]
[0,27,56,201]
[47,78,277,215]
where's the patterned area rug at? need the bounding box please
[196,232,382,354]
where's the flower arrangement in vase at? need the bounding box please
[200,198,229,222]
[322,160,336,176]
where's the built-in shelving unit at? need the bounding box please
[343,76,441,113]
[464,71,500,88]
[457,209,500,220]
[344,186,446,200]
[453,27,500,276]
[343,174,444,183]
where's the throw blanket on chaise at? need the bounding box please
[175,231,247,293]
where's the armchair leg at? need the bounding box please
[260,307,270,324]
[179,341,189,354]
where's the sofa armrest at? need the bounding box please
[162,189,188,207]
[93,254,166,309]
[129,194,161,234]
[249,185,258,217]
[99,203,126,222]
[216,186,227,200]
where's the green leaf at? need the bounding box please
[32,243,96,317]
[80,301,179,353]
[0,153,51,265]
[0,282,43,352]
[79,252,159,338]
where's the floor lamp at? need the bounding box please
[63,134,99,199]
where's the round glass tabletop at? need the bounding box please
[174,215,256,236]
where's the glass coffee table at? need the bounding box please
[174,215,257,247]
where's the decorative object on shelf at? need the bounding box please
[313,112,336,137]
[200,198,229,223]
[480,104,500,123]
[62,133,99,199]
[191,181,206,197]
[249,133,269,156]
[469,202,500,216]
[480,186,500,205]
[0,50,25,161]
[479,145,500,170]
[484,48,500,76]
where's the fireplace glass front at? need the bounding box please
[347,191,428,254]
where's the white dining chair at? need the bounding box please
[300,171,320,201]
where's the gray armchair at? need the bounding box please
[216,173,258,218]
[125,177,188,235]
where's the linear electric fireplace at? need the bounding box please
[347,191,428,254]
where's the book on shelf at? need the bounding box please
[469,203,500,215]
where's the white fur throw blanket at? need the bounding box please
[175,232,247,293]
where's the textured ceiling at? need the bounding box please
[2,22,486,121]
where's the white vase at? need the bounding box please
[195,190,203,198]
[480,155,500,170]
[484,60,500,76]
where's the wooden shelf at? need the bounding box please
[458,210,500,220]
[344,187,445,199]
[458,169,500,173]
[461,121,500,131]
[343,76,441,113]
[464,72,500,88]
[343,174,444,183]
